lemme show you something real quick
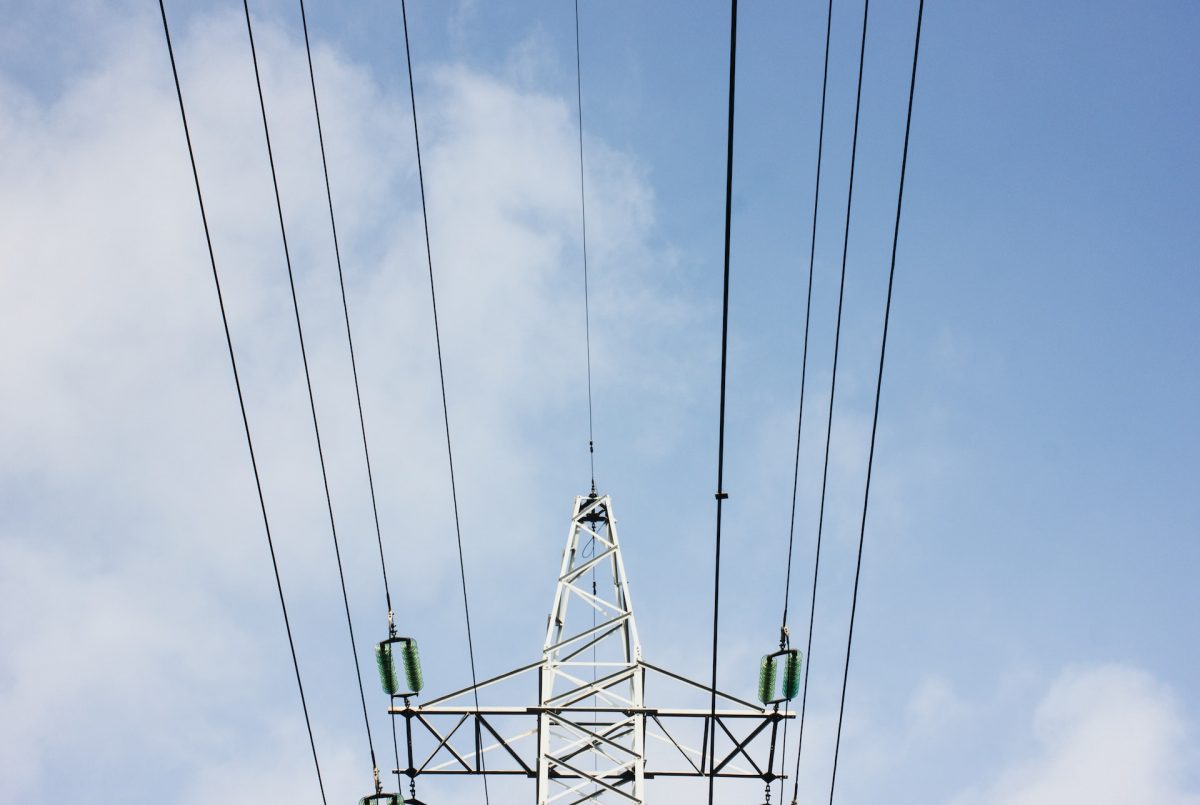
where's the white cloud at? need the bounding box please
[0,8,698,802]
[907,674,971,736]
[953,666,1200,805]
[11,8,1191,805]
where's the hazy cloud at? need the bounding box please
[952,666,1200,805]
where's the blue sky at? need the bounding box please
[1,1,1197,803]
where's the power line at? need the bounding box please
[241,0,379,778]
[777,1,835,801]
[574,0,598,492]
[295,0,401,785]
[791,0,872,798]
[828,1,925,801]
[779,0,834,655]
[575,0,600,730]
[156,2,327,801]
[706,1,739,803]
[297,0,395,625]
[396,2,490,803]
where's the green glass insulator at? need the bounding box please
[401,638,424,694]
[376,640,400,696]
[782,650,802,700]
[758,654,777,705]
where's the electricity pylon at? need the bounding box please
[392,492,792,803]
[539,492,645,802]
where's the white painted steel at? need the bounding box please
[393,494,792,803]
[538,494,644,803]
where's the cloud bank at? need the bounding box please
[953,666,1200,805]
[3,6,1198,805]
[0,7,695,802]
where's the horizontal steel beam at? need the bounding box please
[393,769,784,780]
[393,706,792,718]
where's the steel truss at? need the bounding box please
[393,493,791,804]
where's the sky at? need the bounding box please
[1,1,1198,803]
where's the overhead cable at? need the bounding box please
[297,0,396,630]
[575,0,601,745]
[787,0,872,798]
[156,1,328,800]
[242,0,379,779]
[776,1,835,800]
[295,0,402,781]
[574,0,598,492]
[707,1,739,803]
[396,2,490,802]
[828,1,925,801]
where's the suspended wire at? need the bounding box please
[396,2,490,802]
[574,0,598,492]
[390,714,402,795]
[156,2,327,801]
[829,2,925,801]
[779,0,834,654]
[776,1,835,800]
[241,0,379,777]
[572,34,599,790]
[706,1,739,803]
[297,0,395,625]
[791,0,872,800]
[295,0,401,784]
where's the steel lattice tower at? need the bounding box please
[392,492,792,803]
[538,493,645,802]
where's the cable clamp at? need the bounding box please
[715,491,729,500]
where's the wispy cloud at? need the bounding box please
[952,665,1200,805]
[0,8,695,801]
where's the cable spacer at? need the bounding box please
[715,490,729,500]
